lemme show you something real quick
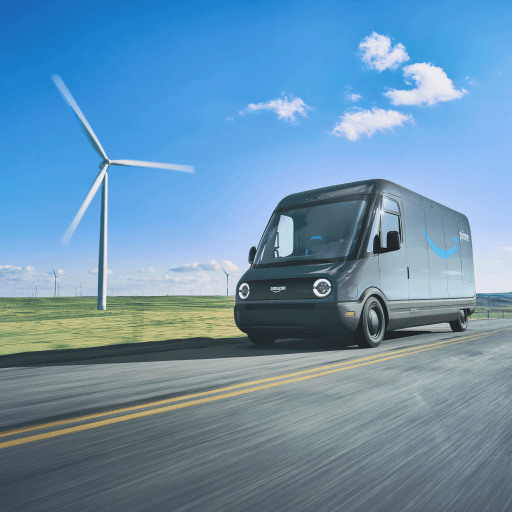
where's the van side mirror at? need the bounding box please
[387,231,400,251]
[248,246,257,264]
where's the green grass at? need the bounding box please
[471,307,512,320]
[0,296,243,356]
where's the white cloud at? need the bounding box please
[501,247,512,252]
[57,269,65,275]
[359,32,409,72]
[331,107,413,141]
[221,261,238,272]
[141,267,156,273]
[242,96,311,122]
[384,63,468,106]
[346,92,362,102]
[89,268,114,275]
[0,265,52,282]
[226,117,234,122]
[170,260,239,273]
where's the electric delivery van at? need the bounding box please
[234,179,476,348]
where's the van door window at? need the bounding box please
[383,197,400,214]
[381,198,401,249]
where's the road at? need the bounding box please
[1,320,512,511]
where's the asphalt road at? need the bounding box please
[1,320,512,512]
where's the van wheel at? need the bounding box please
[354,297,385,348]
[248,333,277,345]
[450,310,468,332]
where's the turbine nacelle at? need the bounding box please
[100,159,112,169]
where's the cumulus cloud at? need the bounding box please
[359,32,409,72]
[89,268,114,275]
[170,260,239,273]
[384,63,468,106]
[141,267,156,273]
[221,261,238,272]
[346,92,362,102]
[241,96,311,122]
[331,107,413,141]
[501,247,512,252]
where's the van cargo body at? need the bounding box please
[234,179,476,348]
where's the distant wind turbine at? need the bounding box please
[51,268,59,298]
[52,75,194,311]
[223,270,233,297]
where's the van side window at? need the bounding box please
[381,198,401,249]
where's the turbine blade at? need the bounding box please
[62,164,108,245]
[52,75,108,161]
[109,159,194,173]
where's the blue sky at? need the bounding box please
[1,0,512,297]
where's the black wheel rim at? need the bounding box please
[368,304,383,338]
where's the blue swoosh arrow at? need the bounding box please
[423,230,459,259]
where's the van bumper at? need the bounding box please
[234,301,362,339]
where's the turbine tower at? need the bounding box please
[52,268,58,298]
[52,75,194,310]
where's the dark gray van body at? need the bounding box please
[234,179,476,340]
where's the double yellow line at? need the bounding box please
[1,327,509,450]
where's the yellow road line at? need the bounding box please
[0,328,508,450]
[1,327,510,440]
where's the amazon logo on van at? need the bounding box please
[423,230,460,259]
[270,286,286,293]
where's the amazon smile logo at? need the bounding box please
[423,230,459,259]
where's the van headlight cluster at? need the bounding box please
[313,278,332,298]
[238,283,250,300]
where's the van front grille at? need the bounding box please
[245,303,316,310]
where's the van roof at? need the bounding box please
[277,179,466,221]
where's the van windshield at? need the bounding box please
[253,196,369,268]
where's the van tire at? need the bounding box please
[450,310,468,332]
[354,297,385,348]
[248,333,277,345]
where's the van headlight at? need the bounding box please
[238,283,250,300]
[313,278,332,298]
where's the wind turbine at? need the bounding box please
[223,270,233,297]
[52,75,194,311]
[51,268,59,298]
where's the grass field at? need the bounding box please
[470,307,512,320]
[0,296,242,356]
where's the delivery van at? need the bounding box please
[234,179,476,348]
